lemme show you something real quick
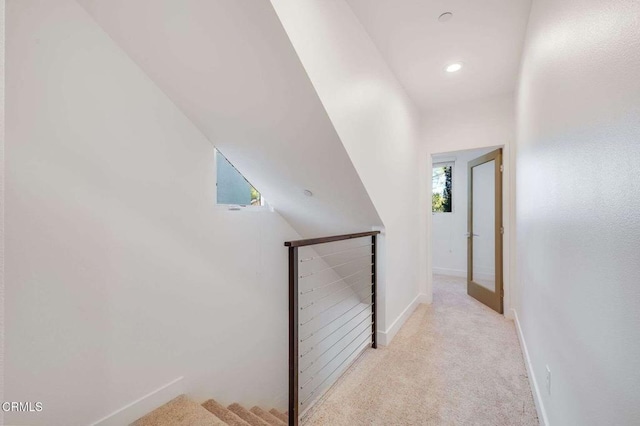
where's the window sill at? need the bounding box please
[216,204,274,213]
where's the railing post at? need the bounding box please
[288,246,299,426]
[371,235,377,349]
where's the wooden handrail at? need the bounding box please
[284,230,380,248]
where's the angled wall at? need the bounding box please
[5,0,385,424]
[76,0,382,239]
[515,0,640,424]
[271,0,425,342]
[3,0,342,424]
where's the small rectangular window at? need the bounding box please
[432,162,453,213]
[215,149,263,206]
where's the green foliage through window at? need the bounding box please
[432,164,452,213]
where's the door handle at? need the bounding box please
[466,233,479,237]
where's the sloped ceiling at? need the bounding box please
[76,0,382,238]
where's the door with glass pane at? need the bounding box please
[467,149,503,313]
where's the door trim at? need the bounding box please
[467,148,503,314]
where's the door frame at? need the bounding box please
[467,148,503,314]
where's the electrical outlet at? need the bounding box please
[546,365,551,395]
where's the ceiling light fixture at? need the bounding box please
[438,12,453,22]
[446,63,463,73]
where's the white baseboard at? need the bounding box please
[504,308,515,320]
[432,267,496,283]
[90,376,185,426]
[417,293,431,304]
[432,267,466,277]
[512,309,548,426]
[377,293,429,346]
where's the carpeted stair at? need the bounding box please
[250,406,286,426]
[131,395,288,426]
[202,399,250,426]
[227,403,271,426]
[130,395,226,426]
[269,409,288,423]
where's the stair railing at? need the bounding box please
[285,231,379,426]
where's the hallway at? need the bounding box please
[304,275,538,425]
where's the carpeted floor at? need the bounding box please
[303,275,539,426]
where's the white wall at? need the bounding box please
[5,1,303,424]
[423,94,515,154]
[0,1,5,425]
[431,148,494,278]
[271,0,425,345]
[515,0,640,424]
[422,94,515,313]
[77,0,382,240]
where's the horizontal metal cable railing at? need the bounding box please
[285,231,379,426]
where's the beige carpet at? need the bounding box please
[131,395,226,426]
[132,395,289,425]
[303,275,539,426]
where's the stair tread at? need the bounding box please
[227,403,271,426]
[130,395,225,426]
[250,407,286,426]
[269,409,288,423]
[202,399,251,426]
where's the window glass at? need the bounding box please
[432,163,453,213]
[216,149,262,206]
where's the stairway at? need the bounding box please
[131,395,288,426]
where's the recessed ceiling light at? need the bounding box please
[446,63,463,73]
[438,12,453,22]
